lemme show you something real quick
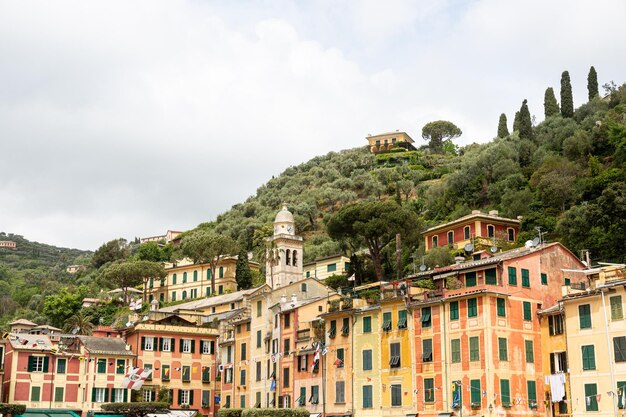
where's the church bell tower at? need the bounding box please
[266,204,303,289]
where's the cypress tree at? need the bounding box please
[560,70,574,118]
[497,113,509,138]
[235,248,253,290]
[513,111,521,132]
[544,87,560,118]
[518,99,534,140]
[587,66,599,100]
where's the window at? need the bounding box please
[286,249,291,266]
[297,387,306,407]
[162,365,171,381]
[550,352,567,374]
[508,228,515,241]
[498,338,508,361]
[207,269,211,280]
[363,385,373,408]
[450,301,459,320]
[179,389,191,406]
[329,320,337,338]
[219,266,224,278]
[447,231,454,246]
[420,307,430,328]
[201,340,210,354]
[611,296,624,321]
[615,337,626,362]
[465,272,477,287]
[521,268,530,287]
[182,366,191,382]
[422,339,433,362]
[527,381,537,405]
[57,358,67,374]
[565,277,571,286]
[579,304,592,329]
[257,301,262,317]
[305,271,310,278]
[500,379,511,406]
[28,356,47,372]
[114,388,125,403]
[201,366,210,382]
[549,314,563,335]
[227,345,233,362]
[485,268,497,285]
[327,263,337,273]
[142,337,155,351]
[470,336,480,361]
[391,384,402,406]
[382,312,392,331]
[451,339,461,363]
[310,386,319,404]
[193,270,198,281]
[182,339,192,353]
[183,272,187,283]
[97,358,107,374]
[618,381,626,409]
[487,225,495,238]
[284,313,291,328]
[582,345,596,370]
[508,267,517,285]
[525,340,534,363]
[31,386,41,402]
[182,290,187,300]
[336,348,344,367]
[142,390,153,403]
[432,236,438,248]
[283,367,289,387]
[172,291,176,301]
[225,367,233,384]
[390,342,401,368]
[240,369,246,385]
[468,298,478,317]
[219,285,223,294]
[497,298,506,317]
[256,361,262,381]
[541,273,548,285]
[299,355,307,372]
[463,226,471,239]
[523,301,532,321]
[149,277,154,288]
[172,273,177,284]
[336,381,345,403]
[301,283,307,292]
[424,378,435,402]
[585,384,598,411]
[54,387,64,402]
[92,387,107,403]
[342,317,350,336]
[363,316,372,332]
[239,395,245,409]
[363,349,372,371]
[471,379,481,405]
[292,251,298,266]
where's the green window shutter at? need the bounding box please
[172,273,177,284]
[485,268,497,285]
[180,339,184,352]
[525,340,534,363]
[92,388,97,402]
[466,272,477,287]
[183,272,187,283]
[97,359,106,373]
[500,379,510,404]
[104,387,109,402]
[189,390,194,405]
[527,380,537,402]
[450,301,459,320]
[219,267,224,278]
[193,271,198,281]
[363,385,373,408]
[171,338,176,352]
[585,384,598,411]
[579,304,592,329]
[116,359,125,374]
[615,337,626,362]
[451,339,461,363]
[178,389,182,405]
[124,389,128,402]
[424,378,435,402]
[508,267,517,285]
[422,339,433,362]
[191,340,195,353]
[43,357,49,373]
[468,298,477,317]
[57,358,66,374]
[617,381,626,408]
[523,301,532,321]
[363,350,372,370]
[54,387,64,402]
[141,337,146,350]
[27,356,35,372]
[582,345,596,370]
[469,336,480,361]
[611,296,623,320]
[541,273,548,285]
[363,316,372,333]
[498,338,508,361]
[497,298,506,317]
[521,269,530,287]
[420,307,430,328]
[399,309,408,328]
[470,379,481,404]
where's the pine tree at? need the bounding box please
[518,99,534,140]
[513,111,521,132]
[544,87,560,118]
[235,248,253,290]
[560,70,574,117]
[587,66,598,100]
[497,113,509,138]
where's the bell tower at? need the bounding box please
[266,204,303,289]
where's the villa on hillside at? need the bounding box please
[0,240,16,249]
[366,131,416,155]
[140,230,183,244]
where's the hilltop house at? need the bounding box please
[366,131,416,155]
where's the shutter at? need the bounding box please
[124,389,128,402]
[178,389,182,405]
[104,387,109,402]
[171,338,175,352]
[180,339,184,352]
[141,337,146,350]
[191,340,195,354]
[151,391,156,401]
[92,388,97,402]
[189,390,194,405]
[200,341,205,354]
[43,357,49,373]
[27,356,34,372]
[110,388,115,402]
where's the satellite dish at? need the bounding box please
[532,237,541,247]
[464,243,475,253]
[419,264,427,272]
[490,246,498,253]
[525,240,534,248]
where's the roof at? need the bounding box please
[9,318,37,326]
[303,253,349,266]
[78,336,135,357]
[274,204,294,224]
[538,303,562,315]
[108,288,143,294]
[158,287,262,313]
[8,333,53,350]
[204,308,247,322]
[423,210,520,234]
[31,324,63,332]
[272,296,325,313]
[16,410,82,417]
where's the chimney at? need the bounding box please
[150,299,159,312]
[471,210,481,214]
[455,256,465,264]
[280,294,287,304]
[291,294,297,304]
[489,210,499,216]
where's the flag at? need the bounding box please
[270,378,276,392]
[348,274,356,281]
[129,300,136,310]
[597,394,601,402]
[334,359,343,367]
[121,367,153,390]
[322,347,328,356]
[163,367,170,379]
[311,344,320,372]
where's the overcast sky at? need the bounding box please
[1,0,625,251]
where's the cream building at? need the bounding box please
[266,205,304,289]
[303,254,351,281]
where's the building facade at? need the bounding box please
[303,255,351,281]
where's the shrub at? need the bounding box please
[218,409,244,417]
[0,404,26,416]
[101,402,169,417]
[241,409,309,417]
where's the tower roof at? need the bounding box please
[274,204,294,224]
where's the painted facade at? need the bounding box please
[366,131,416,154]
[303,255,351,281]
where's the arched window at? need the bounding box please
[172,273,177,285]
[219,267,224,278]
[507,228,515,242]
[487,225,495,238]
[193,270,198,282]
[432,236,438,248]
[207,269,212,280]
[183,272,187,283]
[464,226,471,240]
[182,291,187,300]
[286,249,291,266]
[292,250,298,267]
[447,231,454,247]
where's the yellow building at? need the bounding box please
[352,304,382,417]
[303,255,351,281]
[366,131,416,155]
[562,264,626,417]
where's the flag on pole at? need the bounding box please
[121,367,153,390]
[311,344,320,372]
[270,378,276,392]
[347,274,356,282]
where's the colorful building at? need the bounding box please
[303,255,351,281]
[366,131,416,155]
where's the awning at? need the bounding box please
[309,414,322,417]
[146,411,196,417]
[17,410,82,417]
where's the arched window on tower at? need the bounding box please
[286,249,291,266]
[292,250,298,267]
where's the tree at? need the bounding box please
[513,111,521,132]
[421,120,462,153]
[518,99,534,140]
[101,402,169,417]
[180,230,239,295]
[64,311,95,335]
[497,113,509,138]
[326,201,420,280]
[560,70,574,117]
[99,261,165,303]
[42,286,90,327]
[234,248,253,290]
[544,87,560,118]
[0,404,26,417]
[587,66,599,100]
[136,241,172,263]
[92,238,129,269]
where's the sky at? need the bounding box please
[1,0,625,251]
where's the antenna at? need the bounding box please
[490,246,498,253]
